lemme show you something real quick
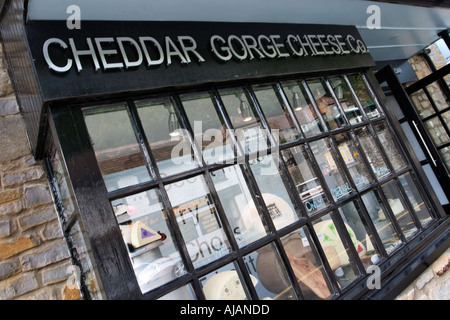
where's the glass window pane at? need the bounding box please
[281,226,333,299]
[426,81,449,111]
[249,155,301,230]
[338,201,382,270]
[158,284,197,300]
[442,111,450,131]
[361,191,401,254]
[281,81,324,137]
[312,214,359,288]
[381,180,418,239]
[307,78,346,130]
[398,173,433,227]
[373,122,407,171]
[309,138,353,201]
[328,75,364,125]
[181,92,235,165]
[410,89,435,119]
[355,126,391,179]
[252,84,300,144]
[83,104,151,192]
[439,146,450,172]
[347,74,381,119]
[282,145,330,215]
[334,132,373,191]
[245,242,297,300]
[218,87,270,155]
[112,189,186,294]
[400,122,427,162]
[211,165,268,248]
[165,175,231,269]
[425,117,450,147]
[136,97,199,177]
[201,262,250,300]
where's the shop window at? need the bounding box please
[309,138,353,202]
[282,145,330,215]
[307,78,347,130]
[211,165,268,247]
[51,71,441,300]
[180,92,235,164]
[355,126,391,180]
[165,175,232,269]
[244,242,297,300]
[83,104,152,192]
[280,81,324,137]
[361,190,402,254]
[425,116,450,147]
[312,214,360,288]
[136,97,199,177]
[252,84,300,144]
[280,226,334,300]
[328,75,364,125]
[218,87,269,155]
[111,188,186,294]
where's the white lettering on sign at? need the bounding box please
[42,32,368,73]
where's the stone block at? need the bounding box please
[0,115,30,164]
[432,248,450,277]
[0,272,38,300]
[415,268,434,290]
[40,221,64,241]
[0,199,23,216]
[20,241,71,271]
[17,209,57,231]
[0,259,19,280]
[24,184,52,208]
[0,98,19,116]
[41,261,73,285]
[2,167,45,187]
[0,219,11,238]
[0,236,39,260]
[0,188,21,205]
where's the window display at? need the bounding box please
[74,71,437,300]
[83,104,152,192]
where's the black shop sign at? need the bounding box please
[25,21,374,100]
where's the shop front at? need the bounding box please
[1,3,449,300]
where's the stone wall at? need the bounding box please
[396,248,450,300]
[0,44,81,300]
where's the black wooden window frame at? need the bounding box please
[45,69,448,300]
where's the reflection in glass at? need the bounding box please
[347,74,381,119]
[282,146,330,215]
[211,165,268,248]
[312,214,359,288]
[219,88,270,155]
[381,180,418,239]
[338,201,381,269]
[373,122,407,171]
[439,146,450,172]
[247,242,297,300]
[165,175,231,269]
[361,191,401,254]
[281,227,333,299]
[355,126,391,179]
[201,262,250,300]
[410,89,435,119]
[180,92,235,165]
[111,189,185,294]
[158,284,197,300]
[281,81,324,137]
[136,97,199,177]
[309,138,353,201]
[249,155,300,229]
[426,81,449,111]
[425,117,450,147]
[83,104,151,192]
[398,173,433,227]
[328,76,364,125]
[334,132,373,191]
[252,84,300,144]
[307,78,346,130]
